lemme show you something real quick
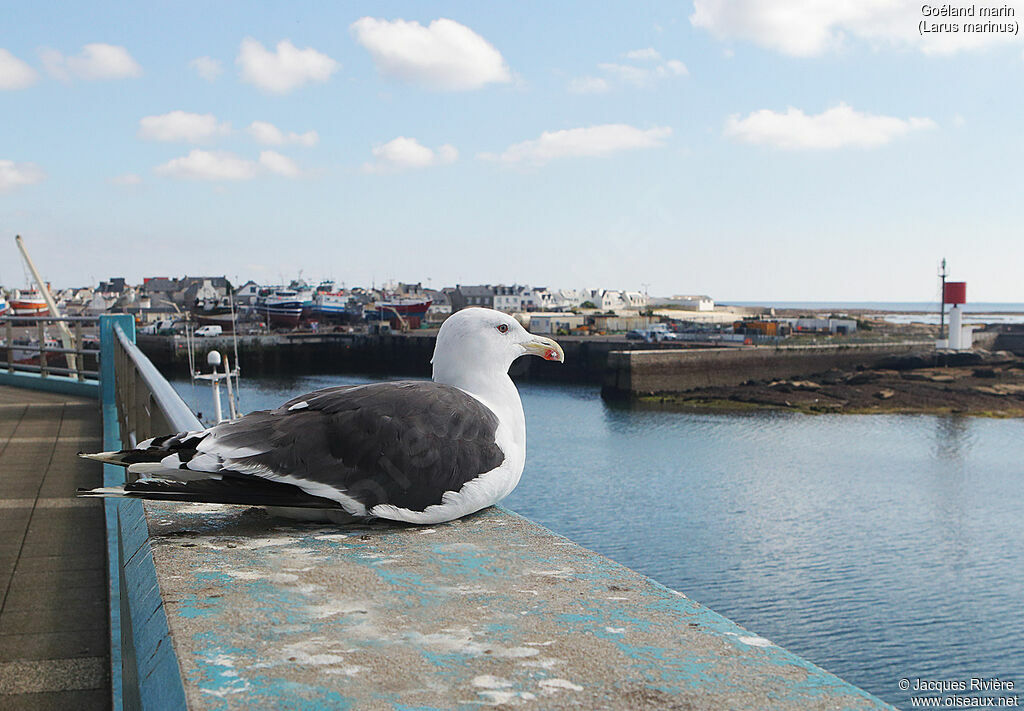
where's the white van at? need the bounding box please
[194,325,223,337]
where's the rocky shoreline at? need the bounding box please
[638,351,1024,417]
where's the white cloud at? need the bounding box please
[662,60,688,76]
[0,49,38,89]
[624,47,662,61]
[598,63,657,87]
[138,111,231,143]
[247,121,318,147]
[236,38,339,93]
[109,173,143,186]
[690,0,1024,56]
[258,150,301,177]
[568,76,610,94]
[724,103,937,149]
[482,124,672,166]
[0,160,45,192]
[40,43,142,81]
[189,56,222,81]
[363,137,458,173]
[155,150,259,181]
[351,17,511,91]
[570,51,687,93]
[155,149,301,181]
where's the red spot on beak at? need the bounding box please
[546,349,559,361]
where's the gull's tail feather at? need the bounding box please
[78,450,155,466]
[78,431,209,469]
[76,478,346,509]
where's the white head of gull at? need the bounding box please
[432,306,564,441]
[78,307,564,525]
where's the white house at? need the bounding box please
[623,291,649,310]
[493,285,525,313]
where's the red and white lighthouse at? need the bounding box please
[941,281,972,350]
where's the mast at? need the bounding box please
[938,257,947,342]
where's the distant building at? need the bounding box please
[451,285,496,311]
[576,289,648,313]
[590,314,653,333]
[526,312,586,335]
[141,277,178,306]
[425,289,452,323]
[733,320,788,337]
[97,277,127,294]
[234,280,261,306]
[787,318,857,335]
[142,275,230,307]
[84,292,116,315]
[622,291,649,310]
[667,295,714,311]
[494,284,544,313]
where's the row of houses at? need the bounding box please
[53,276,234,317]
[446,285,649,314]
[57,275,695,330]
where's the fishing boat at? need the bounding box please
[367,297,432,318]
[366,297,432,329]
[260,288,306,328]
[10,288,49,317]
[193,296,238,332]
[310,292,352,321]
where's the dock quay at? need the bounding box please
[0,315,892,710]
[136,331,708,383]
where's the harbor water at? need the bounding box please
[170,373,1024,710]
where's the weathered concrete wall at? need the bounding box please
[142,502,890,710]
[602,343,930,398]
[971,330,999,350]
[994,333,1024,355]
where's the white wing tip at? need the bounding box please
[77,486,127,497]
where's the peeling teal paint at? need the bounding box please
[138,505,892,710]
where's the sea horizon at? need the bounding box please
[721,301,1024,313]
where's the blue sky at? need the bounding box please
[2,1,1023,301]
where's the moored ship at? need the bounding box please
[10,288,49,317]
[260,288,307,328]
[367,297,432,318]
[193,296,238,332]
[310,292,351,320]
[366,297,432,329]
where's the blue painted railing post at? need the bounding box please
[99,315,134,711]
[98,315,188,711]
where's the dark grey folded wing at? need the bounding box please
[207,380,504,512]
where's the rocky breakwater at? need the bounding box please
[635,351,1024,417]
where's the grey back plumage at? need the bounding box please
[208,380,504,511]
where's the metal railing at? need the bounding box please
[1,314,100,381]
[112,322,200,450]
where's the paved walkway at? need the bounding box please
[0,385,109,710]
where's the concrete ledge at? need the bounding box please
[0,371,99,399]
[141,502,891,710]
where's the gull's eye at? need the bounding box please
[497,323,509,334]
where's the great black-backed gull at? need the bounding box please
[78,308,564,524]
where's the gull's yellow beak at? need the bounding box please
[522,335,565,363]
